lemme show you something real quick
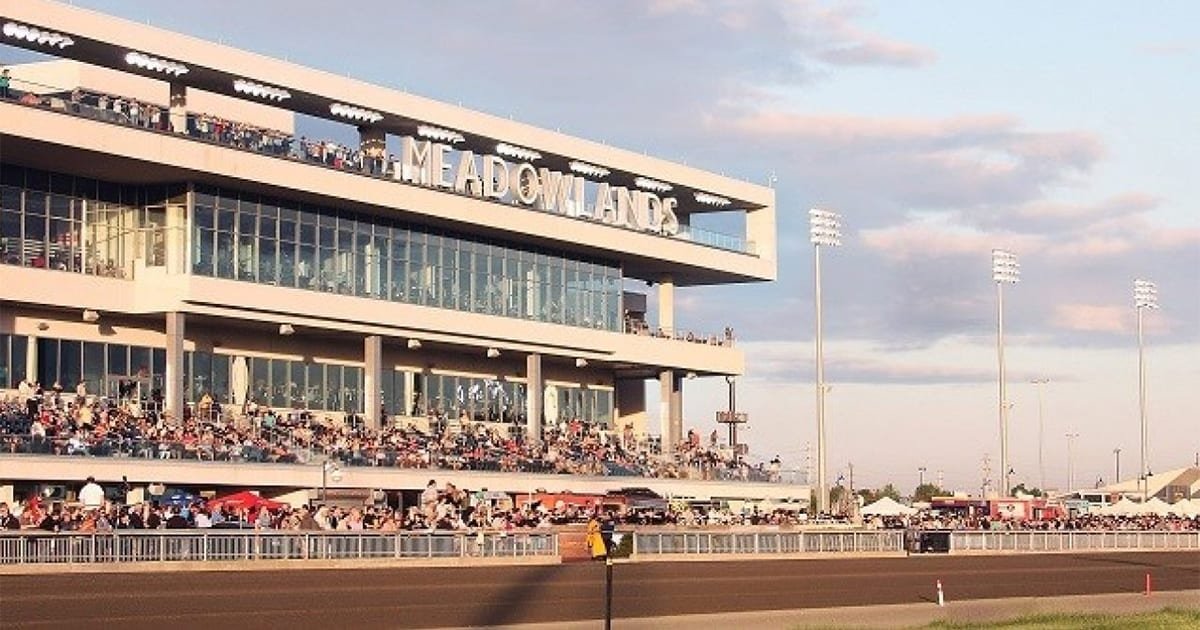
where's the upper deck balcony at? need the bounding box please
[0,0,777,287]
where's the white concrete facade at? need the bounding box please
[0,0,778,486]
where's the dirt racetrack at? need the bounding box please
[2,551,1197,628]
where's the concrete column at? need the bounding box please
[659,370,682,452]
[525,354,543,443]
[166,200,187,275]
[25,335,37,384]
[168,82,187,134]
[164,312,185,426]
[363,335,383,430]
[403,370,415,417]
[658,274,675,334]
[0,484,14,506]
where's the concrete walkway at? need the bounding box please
[480,589,1200,629]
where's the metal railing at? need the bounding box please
[949,530,1200,553]
[1,82,755,255]
[632,530,906,555]
[0,530,558,565]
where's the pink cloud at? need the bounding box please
[861,221,1044,261]
[1053,304,1128,333]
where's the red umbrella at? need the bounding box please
[207,491,286,511]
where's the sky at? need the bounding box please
[7,0,1198,494]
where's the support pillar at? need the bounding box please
[25,335,37,384]
[363,335,382,430]
[525,354,543,443]
[168,82,187,134]
[659,370,682,451]
[657,274,675,335]
[164,312,185,426]
[615,379,648,446]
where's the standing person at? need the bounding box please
[0,502,21,529]
[79,477,105,512]
[586,514,607,560]
[0,68,11,99]
[600,513,616,556]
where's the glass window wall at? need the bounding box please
[1,164,183,278]
[190,186,623,331]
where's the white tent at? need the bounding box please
[1166,499,1198,517]
[861,496,917,516]
[1141,497,1173,516]
[1101,497,1139,516]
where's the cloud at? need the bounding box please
[708,112,1105,211]
[740,340,1043,385]
[1052,304,1127,334]
[1140,41,1196,56]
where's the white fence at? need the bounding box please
[632,530,907,555]
[0,530,558,565]
[949,530,1200,553]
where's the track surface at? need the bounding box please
[2,552,1198,628]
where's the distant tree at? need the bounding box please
[876,483,902,501]
[912,483,945,503]
[1010,483,1044,498]
[828,485,846,510]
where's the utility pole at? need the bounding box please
[1113,447,1121,484]
[981,454,993,498]
[1066,432,1080,494]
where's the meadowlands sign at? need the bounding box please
[391,137,681,236]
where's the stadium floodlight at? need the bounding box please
[694,192,731,207]
[416,124,464,144]
[496,142,541,162]
[1133,279,1158,501]
[991,248,1020,497]
[233,79,290,101]
[329,103,383,124]
[634,177,672,193]
[3,22,74,49]
[809,208,843,514]
[124,51,188,77]
[809,208,842,247]
[568,161,610,179]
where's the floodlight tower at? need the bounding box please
[810,208,842,514]
[991,249,1020,497]
[1133,279,1158,501]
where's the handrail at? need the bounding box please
[0,84,755,255]
[0,529,558,565]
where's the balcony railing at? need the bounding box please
[623,319,736,348]
[1,80,756,255]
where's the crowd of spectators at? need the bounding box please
[0,476,812,533]
[0,379,776,485]
[868,511,1199,532]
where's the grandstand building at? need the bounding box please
[0,1,782,503]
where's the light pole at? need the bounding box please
[1031,378,1049,491]
[1065,432,1079,494]
[320,459,341,503]
[992,249,1020,497]
[1133,279,1158,502]
[810,208,843,514]
[918,466,927,488]
[1113,447,1121,484]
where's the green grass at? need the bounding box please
[921,607,1200,630]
